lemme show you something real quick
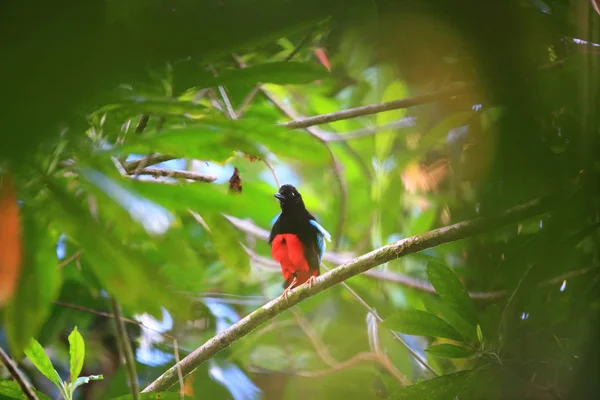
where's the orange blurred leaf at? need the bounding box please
[0,174,22,307]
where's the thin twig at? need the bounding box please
[122,155,176,173]
[291,310,337,367]
[0,346,39,400]
[320,117,417,142]
[234,27,315,118]
[209,65,237,120]
[173,339,184,400]
[142,191,560,393]
[253,351,407,383]
[135,115,150,134]
[111,298,140,400]
[57,250,83,269]
[263,159,281,188]
[131,168,216,182]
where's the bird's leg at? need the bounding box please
[280,277,298,300]
[306,275,317,291]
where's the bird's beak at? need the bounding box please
[274,193,285,201]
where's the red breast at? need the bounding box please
[270,233,316,284]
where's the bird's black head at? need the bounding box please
[274,184,305,210]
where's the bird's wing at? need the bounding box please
[309,219,331,265]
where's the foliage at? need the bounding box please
[1,1,599,399]
[17,327,103,400]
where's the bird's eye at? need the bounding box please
[290,192,295,197]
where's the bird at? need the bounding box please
[269,184,331,298]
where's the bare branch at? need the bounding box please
[0,346,39,400]
[143,191,559,393]
[57,250,84,269]
[280,85,470,130]
[131,168,216,183]
[122,155,176,173]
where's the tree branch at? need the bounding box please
[280,85,470,130]
[122,155,176,173]
[0,346,39,400]
[143,192,559,393]
[131,168,216,182]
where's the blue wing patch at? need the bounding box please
[309,220,331,264]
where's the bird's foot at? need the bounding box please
[306,276,317,291]
[280,277,297,300]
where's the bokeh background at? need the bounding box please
[1,1,600,399]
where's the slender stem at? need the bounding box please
[131,168,216,182]
[122,155,176,173]
[142,191,559,393]
[111,298,140,400]
[0,346,39,400]
[280,85,469,130]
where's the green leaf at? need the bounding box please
[4,207,61,356]
[427,262,478,326]
[203,213,250,273]
[389,371,472,400]
[92,97,209,117]
[421,111,473,150]
[424,297,477,343]
[72,375,104,391]
[46,179,188,318]
[107,117,329,164]
[477,324,484,344]
[381,309,463,341]
[0,380,52,400]
[425,344,474,359]
[199,61,329,89]
[376,80,409,160]
[110,393,193,400]
[23,339,62,390]
[68,327,85,383]
[125,178,277,227]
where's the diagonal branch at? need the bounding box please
[143,191,561,393]
[0,346,39,400]
[280,85,470,130]
[131,168,216,182]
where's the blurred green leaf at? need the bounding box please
[426,262,478,326]
[381,309,463,341]
[203,61,329,88]
[47,179,188,318]
[68,327,85,383]
[406,207,437,236]
[376,80,409,160]
[421,111,472,150]
[4,208,61,356]
[72,375,104,391]
[476,324,484,344]
[23,339,62,390]
[107,117,329,164]
[389,371,472,400]
[203,213,250,273]
[93,97,209,117]
[0,380,52,400]
[424,297,477,343]
[425,344,474,359]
